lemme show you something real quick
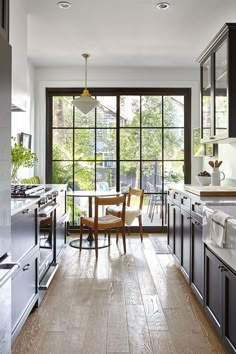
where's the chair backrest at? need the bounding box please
[94,194,126,225]
[127,187,144,210]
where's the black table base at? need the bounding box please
[69,237,110,250]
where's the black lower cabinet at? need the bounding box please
[223,266,236,353]
[174,205,182,263]
[205,248,223,332]
[205,248,236,353]
[167,201,175,252]
[11,247,38,342]
[191,219,204,304]
[181,210,191,280]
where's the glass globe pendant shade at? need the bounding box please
[72,54,99,114]
[72,89,99,115]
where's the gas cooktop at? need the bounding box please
[11,184,45,197]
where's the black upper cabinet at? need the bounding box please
[0,0,9,41]
[198,23,236,143]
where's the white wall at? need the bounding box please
[9,0,28,111]
[10,0,36,179]
[35,65,202,183]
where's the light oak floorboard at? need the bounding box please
[12,235,229,354]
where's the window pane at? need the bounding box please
[74,129,95,160]
[96,129,116,160]
[164,96,184,127]
[97,96,117,127]
[142,96,162,127]
[120,96,140,127]
[142,129,162,160]
[143,195,165,227]
[96,162,116,191]
[120,161,140,191]
[142,162,162,193]
[74,107,95,127]
[53,96,73,127]
[164,161,184,188]
[74,162,95,190]
[66,196,88,226]
[164,129,184,160]
[52,161,73,184]
[120,128,140,160]
[53,129,73,160]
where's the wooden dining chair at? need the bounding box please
[106,187,144,241]
[80,194,126,258]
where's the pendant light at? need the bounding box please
[72,53,99,114]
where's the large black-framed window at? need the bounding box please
[46,87,191,232]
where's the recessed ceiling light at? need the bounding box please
[57,1,71,9]
[156,2,170,10]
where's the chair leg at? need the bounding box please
[122,226,126,253]
[108,229,111,245]
[138,215,143,242]
[147,195,151,216]
[80,218,83,250]
[116,228,119,244]
[94,230,98,258]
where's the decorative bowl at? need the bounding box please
[196,176,211,186]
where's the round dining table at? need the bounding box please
[68,190,121,250]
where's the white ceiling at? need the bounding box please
[27,0,236,68]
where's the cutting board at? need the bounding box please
[184,185,236,197]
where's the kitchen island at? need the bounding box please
[167,184,236,354]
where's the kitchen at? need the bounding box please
[1,0,236,353]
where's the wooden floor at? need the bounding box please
[13,235,228,354]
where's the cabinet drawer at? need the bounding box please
[167,189,181,205]
[191,200,203,222]
[11,205,37,262]
[12,250,38,333]
[181,194,191,212]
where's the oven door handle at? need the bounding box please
[0,263,20,288]
[38,203,59,217]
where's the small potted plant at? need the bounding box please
[11,137,38,183]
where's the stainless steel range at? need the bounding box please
[11,184,67,304]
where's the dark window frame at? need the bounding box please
[46,87,191,232]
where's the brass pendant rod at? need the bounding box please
[82,53,90,89]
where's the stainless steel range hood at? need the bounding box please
[11,104,25,112]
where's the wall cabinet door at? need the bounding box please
[205,248,223,334]
[199,23,236,143]
[191,219,204,304]
[223,267,236,353]
[181,209,191,280]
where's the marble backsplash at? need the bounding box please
[203,143,236,186]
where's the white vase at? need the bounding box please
[211,168,225,186]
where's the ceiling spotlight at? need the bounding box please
[156,2,170,10]
[57,1,71,9]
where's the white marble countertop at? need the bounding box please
[11,198,40,216]
[168,183,236,204]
